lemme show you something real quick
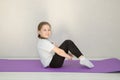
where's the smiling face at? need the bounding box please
[38,24,51,39]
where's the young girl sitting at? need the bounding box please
[37,21,94,68]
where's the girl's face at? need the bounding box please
[38,24,51,39]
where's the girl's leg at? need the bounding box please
[63,40,94,68]
[49,40,83,68]
[61,40,83,58]
[49,40,94,68]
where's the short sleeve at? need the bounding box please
[38,39,55,52]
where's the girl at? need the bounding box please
[37,21,94,68]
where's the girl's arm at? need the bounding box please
[51,42,58,47]
[52,46,72,60]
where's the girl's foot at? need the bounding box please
[79,56,94,68]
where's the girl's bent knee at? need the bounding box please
[64,39,73,43]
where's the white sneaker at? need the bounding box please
[80,58,94,68]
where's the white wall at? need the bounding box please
[0,0,120,58]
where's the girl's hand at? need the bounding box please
[67,54,72,60]
[68,54,73,57]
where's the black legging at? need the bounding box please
[49,40,83,68]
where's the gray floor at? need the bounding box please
[0,72,120,80]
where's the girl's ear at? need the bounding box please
[38,31,41,35]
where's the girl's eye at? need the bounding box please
[43,29,51,31]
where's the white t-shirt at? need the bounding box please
[37,39,55,67]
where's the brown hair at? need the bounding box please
[37,21,51,39]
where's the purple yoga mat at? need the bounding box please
[0,58,120,73]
